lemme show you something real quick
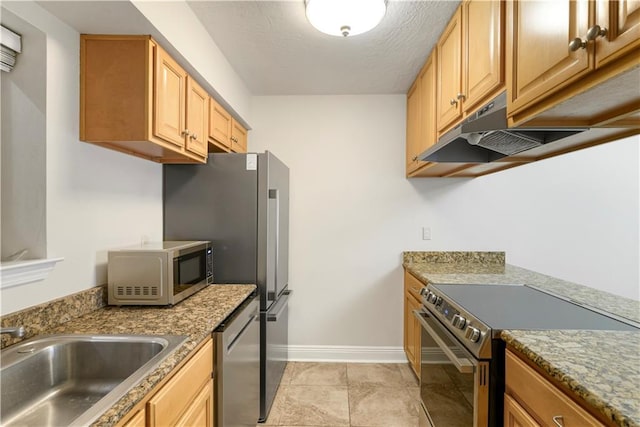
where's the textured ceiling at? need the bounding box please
[187,1,460,95]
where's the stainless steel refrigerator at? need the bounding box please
[163,151,290,424]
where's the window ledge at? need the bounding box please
[0,258,64,289]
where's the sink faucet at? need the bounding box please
[1,326,26,338]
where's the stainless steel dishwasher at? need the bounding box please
[214,294,260,427]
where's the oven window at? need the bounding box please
[419,312,475,426]
[174,251,206,295]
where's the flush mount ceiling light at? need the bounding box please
[305,0,387,37]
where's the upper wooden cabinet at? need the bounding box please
[405,0,638,178]
[463,0,505,113]
[186,77,209,157]
[437,7,463,133]
[437,1,505,134]
[155,46,188,148]
[208,97,233,152]
[406,80,421,173]
[230,119,248,153]
[594,0,640,68]
[81,35,249,163]
[506,0,640,126]
[81,35,207,163]
[507,0,592,116]
[407,52,437,176]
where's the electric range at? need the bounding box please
[414,283,638,427]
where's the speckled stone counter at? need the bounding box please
[502,330,640,427]
[1,284,255,426]
[403,251,640,427]
[403,251,640,323]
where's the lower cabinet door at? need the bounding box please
[176,380,214,427]
[121,409,146,427]
[504,394,540,427]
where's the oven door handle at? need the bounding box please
[413,309,475,374]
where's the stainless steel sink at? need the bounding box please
[0,334,187,426]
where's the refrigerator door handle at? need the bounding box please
[267,291,290,322]
[269,188,280,301]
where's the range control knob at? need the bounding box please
[465,327,481,343]
[419,287,429,297]
[428,293,438,304]
[435,296,443,306]
[452,314,466,329]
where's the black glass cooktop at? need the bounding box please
[432,284,638,331]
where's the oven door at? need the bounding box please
[413,308,489,427]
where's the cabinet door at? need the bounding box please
[230,119,248,153]
[176,380,214,427]
[504,394,541,427]
[406,81,421,173]
[148,340,213,426]
[404,290,418,373]
[120,409,146,427]
[595,0,640,67]
[406,292,422,377]
[463,0,504,112]
[186,77,208,157]
[418,52,437,164]
[508,0,591,114]
[208,97,232,151]
[437,6,463,132]
[155,46,187,147]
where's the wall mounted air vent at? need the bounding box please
[1,25,22,72]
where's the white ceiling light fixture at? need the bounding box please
[305,0,387,37]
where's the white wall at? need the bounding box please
[1,8,47,260]
[249,95,639,354]
[1,2,163,315]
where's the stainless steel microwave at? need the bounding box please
[108,241,213,306]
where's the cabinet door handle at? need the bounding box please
[190,133,198,140]
[456,92,466,101]
[586,25,607,41]
[449,98,458,106]
[181,129,190,136]
[569,37,587,51]
[552,415,564,426]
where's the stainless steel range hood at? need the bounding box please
[418,92,588,163]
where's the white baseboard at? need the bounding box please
[287,345,408,363]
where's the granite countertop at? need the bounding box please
[403,251,640,427]
[4,284,256,426]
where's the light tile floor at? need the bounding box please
[259,362,421,427]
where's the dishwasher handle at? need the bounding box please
[226,312,258,354]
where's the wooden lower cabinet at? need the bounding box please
[504,394,540,427]
[117,338,214,427]
[122,409,146,427]
[148,339,214,426]
[504,349,604,427]
[175,380,214,427]
[403,270,426,377]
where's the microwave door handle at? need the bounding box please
[269,189,279,299]
[413,309,475,374]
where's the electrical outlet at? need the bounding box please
[422,227,431,240]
